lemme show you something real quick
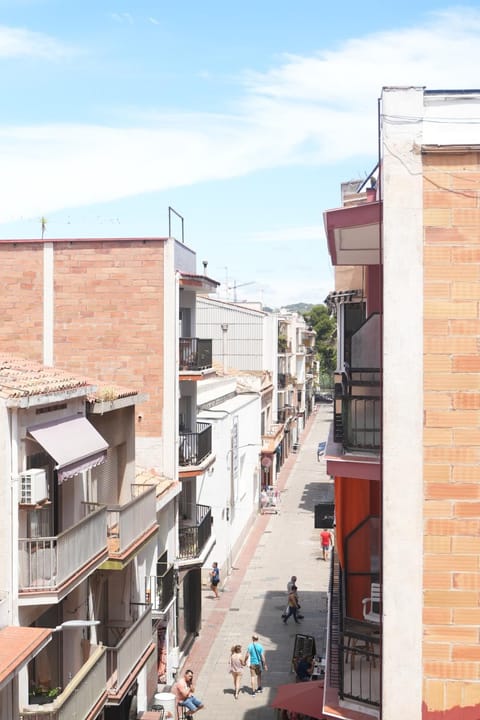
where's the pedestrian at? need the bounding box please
[260,489,268,514]
[209,561,220,598]
[283,585,301,624]
[320,529,333,561]
[172,669,205,716]
[282,575,297,618]
[244,634,268,695]
[228,644,245,699]
[295,655,314,682]
[317,442,325,461]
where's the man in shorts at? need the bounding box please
[172,669,205,716]
[244,634,268,695]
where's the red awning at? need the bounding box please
[28,416,108,483]
[271,681,326,720]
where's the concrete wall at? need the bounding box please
[382,86,424,720]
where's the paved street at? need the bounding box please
[185,404,334,720]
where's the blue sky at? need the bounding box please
[1,2,480,307]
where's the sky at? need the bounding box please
[2,2,480,308]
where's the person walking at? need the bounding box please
[172,669,205,716]
[228,644,245,699]
[209,561,220,598]
[283,585,301,624]
[244,634,268,695]
[320,529,333,561]
[282,575,297,618]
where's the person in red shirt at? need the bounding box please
[320,529,333,561]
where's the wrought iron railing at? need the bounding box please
[179,422,212,466]
[339,625,380,707]
[145,564,175,612]
[179,338,212,370]
[333,368,381,451]
[178,504,212,559]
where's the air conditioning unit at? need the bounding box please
[19,469,48,505]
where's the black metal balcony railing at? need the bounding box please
[328,552,381,710]
[178,504,212,560]
[334,368,381,451]
[179,422,212,466]
[179,338,212,371]
[145,563,175,612]
[339,627,380,707]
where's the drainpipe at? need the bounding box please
[10,408,19,625]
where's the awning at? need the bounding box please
[0,626,52,690]
[28,416,108,483]
[271,681,326,720]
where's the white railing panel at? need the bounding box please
[108,607,152,691]
[19,508,107,591]
[116,486,156,553]
[57,646,106,720]
[56,508,107,586]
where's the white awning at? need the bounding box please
[28,416,108,483]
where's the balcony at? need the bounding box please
[145,563,175,614]
[179,338,212,371]
[106,486,158,567]
[106,605,154,701]
[23,644,107,720]
[325,552,381,715]
[179,422,212,467]
[178,504,212,560]
[19,507,107,598]
[334,368,381,452]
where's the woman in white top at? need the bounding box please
[228,644,245,699]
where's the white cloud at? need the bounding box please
[2,8,480,222]
[110,12,134,25]
[0,24,73,58]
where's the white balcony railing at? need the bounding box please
[22,645,106,720]
[107,486,156,555]
[19,508,107,591]
[106,606,153,692]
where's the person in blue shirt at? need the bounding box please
[295,655,314,682]
[209,562,220,599]
[244,634,268,695]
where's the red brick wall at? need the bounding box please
[0,243,44,358]
[423,152,480,713]
[0,239,167,438]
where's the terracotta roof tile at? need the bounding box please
[0,626,52,688]
[0,355,91,400]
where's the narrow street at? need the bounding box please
[185,404,334,720]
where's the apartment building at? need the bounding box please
[277,310,316,453]
[0,355,157,719]
[0,236,219,694]
[322,87,480,720]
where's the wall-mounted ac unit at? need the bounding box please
[19,469,48,505]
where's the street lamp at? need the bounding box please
[54,620,100,632]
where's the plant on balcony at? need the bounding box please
[29,686,62,704]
